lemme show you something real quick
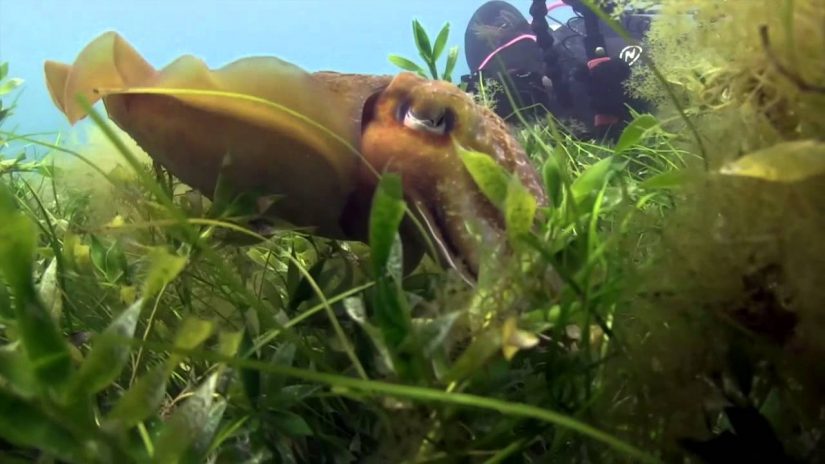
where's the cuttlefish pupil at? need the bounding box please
[399,100,452,136]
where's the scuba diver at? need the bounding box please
[461,0,657,141]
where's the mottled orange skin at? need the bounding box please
[353,72,547,273]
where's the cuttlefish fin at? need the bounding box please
[44,32,361,240]
[44,61,70,115]
[44,31,156,124]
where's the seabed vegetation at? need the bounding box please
[0,0,823,462]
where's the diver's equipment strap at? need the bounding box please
[529,0,573,108]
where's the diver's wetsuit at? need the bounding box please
[462,0,655,141]
[462,1,553,122]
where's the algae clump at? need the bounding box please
[601,0,825,460]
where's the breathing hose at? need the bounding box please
[529,0,573,108]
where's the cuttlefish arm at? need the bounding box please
[45,31,360,239]
[355,72,547,275]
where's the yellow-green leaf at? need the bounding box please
[501,317,539,361]
[614,114,658,155]
[504,176,537,245]
[142,247,187,298]
[457,143,510,209]
[154,373,222,463]
[718,140,825,183]
[369,173,406,277]
[104,364,168,430]
[68,298,143,397]
[0,184,72,390]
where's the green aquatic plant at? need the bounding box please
[633,0,825,161]
[0,62,23,125]
[0,99,668,462]
[388,20,460,82]
[597,0,825,461]
[0,45,671,461]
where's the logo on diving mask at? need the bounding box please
[619,45,643,66]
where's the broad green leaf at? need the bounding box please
[0,184,36,292]
[269,410,313,437]
[613,114,658,155]
[374,279,418,380]
[416,311,461,357]
[571,156,619,204]
[267,342,297,392]
[183,398,227,463]
[718,140,825,183]
[0,184,72,389]
[37,258,62,321]
[412,19,433,60]
[0,386,91,463]
[639,169,691,190]
[369,173,406,277]
[432,23,450,62]
[142,247,187,297]
[457,144,510,209]
[167,317,215,369]
[444,327,502,384]
[105,364,168,430]
[89,235,128,284]
[0,63,8,81]
[11,298,72,390]
[216,330,243,358]
[0,78,23,97]
[344,296,394,374]
[443,46,460,83]
[388,55,428,77]
[0,344,37,394]
[542,150,564,207]
[239,331,261,408]
[0,277,10,319]
[91,235,128,283]
[504,176,538,244]
[68,298,143,396]
[154,373,221,463]
[368,175,417,378]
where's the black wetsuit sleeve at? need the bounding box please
[588,59,631,116]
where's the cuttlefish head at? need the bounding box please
[356,72,547,274]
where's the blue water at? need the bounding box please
[0,0,576,139]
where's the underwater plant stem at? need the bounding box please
[129,284,167,387]
[293,251,369,380]
[247,281,377,356]
[482,436,532,464]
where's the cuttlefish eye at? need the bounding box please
[398,99,453,136]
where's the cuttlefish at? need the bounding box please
[44,32,546,278]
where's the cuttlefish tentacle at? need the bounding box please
[44,32,547,278]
